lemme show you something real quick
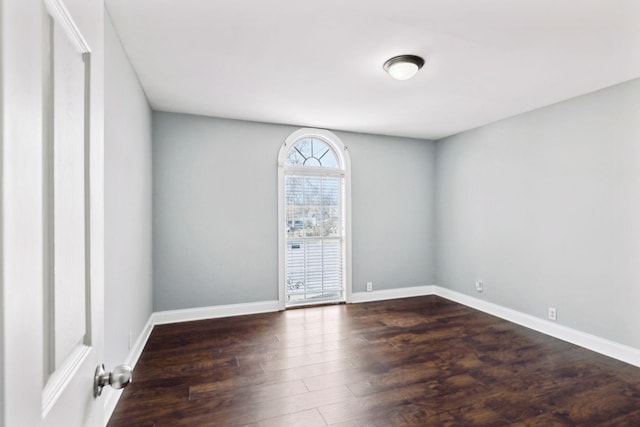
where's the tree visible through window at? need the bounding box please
[286,138,338,168]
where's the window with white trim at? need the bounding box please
[278,130,351,307]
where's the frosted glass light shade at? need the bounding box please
[383,55,425,80]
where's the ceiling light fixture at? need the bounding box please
[383,54,425,80]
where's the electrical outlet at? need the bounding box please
[475,280,483,292]
[548,307,557,321]
[366,282,373,292]
[128,331,133,350]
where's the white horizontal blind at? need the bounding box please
[285,174,344,305]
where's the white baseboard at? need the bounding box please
[350,284,640,368]
[103,300,280,425]
[103,316,154,426]
[150,300,281,325]
[433,287,640,368]
[351,285,436,303]
[103,287,640,425]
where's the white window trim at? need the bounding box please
[277,128,352,310]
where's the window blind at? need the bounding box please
[285,175,344,304]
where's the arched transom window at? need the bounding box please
[286,138,339,168]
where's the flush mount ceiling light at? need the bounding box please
[383,54,425,80]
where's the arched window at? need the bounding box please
[277,129,351,308]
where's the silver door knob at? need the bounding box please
[94,363,133,397]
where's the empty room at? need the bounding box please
[2,0,640,426]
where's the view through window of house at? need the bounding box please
[284,138,344,305]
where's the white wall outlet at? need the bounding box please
[548,307,557,321]
[128,331,133,350]
[475,280,483,292]
[366,281,373,292]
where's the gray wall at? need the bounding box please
[153,112,436,311]
[436,78,640,349]
[342,131,436,293]
[104,14,153,368]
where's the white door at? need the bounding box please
[1,0,105,426]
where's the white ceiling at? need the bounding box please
[105,0,640,140]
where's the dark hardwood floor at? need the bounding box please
[108,296,640,426]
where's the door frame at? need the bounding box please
[277,128,352,310]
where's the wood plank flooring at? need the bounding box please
[108,296,640,426]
